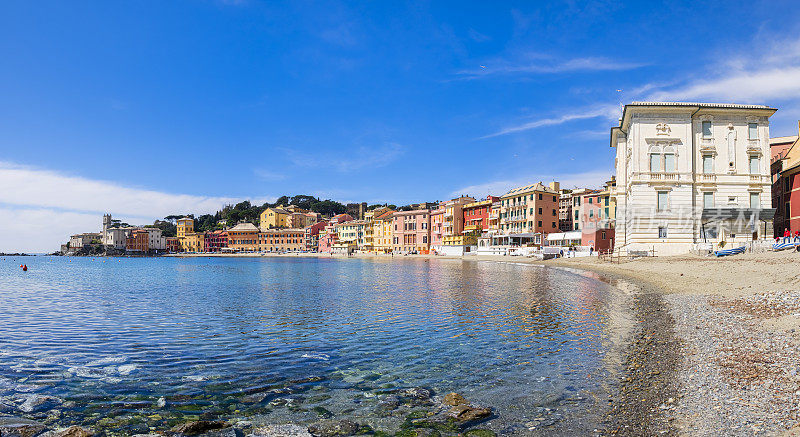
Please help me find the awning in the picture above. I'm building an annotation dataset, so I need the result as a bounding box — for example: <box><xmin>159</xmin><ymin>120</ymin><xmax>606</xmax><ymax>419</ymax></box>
<box><xmin>701</xmin><ymin>208</ymin><xmax>776</xmax><ymax>223</ymax></box>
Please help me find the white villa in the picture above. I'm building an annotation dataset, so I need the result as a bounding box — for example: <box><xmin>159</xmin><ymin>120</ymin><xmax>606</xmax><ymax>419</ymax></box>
<box><xmin>611</xmin><ymin>102</ymin><xmax>776</xmax><ymax>255</ymax></box>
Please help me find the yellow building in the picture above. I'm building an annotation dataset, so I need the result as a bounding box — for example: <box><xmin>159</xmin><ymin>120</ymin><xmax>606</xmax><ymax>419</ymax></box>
<box><xmin>177</xmin><ymin>217</ymin><xmax>194</xmax><ymax>238</ymax></box>
<box><xmin>259</xmin><ymin>228</ymin><xmax>305</xmax><ymax>252</ymax></box>
<box><xmin>227</xmin><ymin>222</ymin><xmax>260</xmax><ymax>252</ymax></box>
<box><xmin>182</xmin><ymin>232</ymin><xmax>205</xmax><ymax>253</ymax></box>
<box><xmin>372</xmin><ymin>210</ymin><xmax>394</xmax><ymax>253</ymax></box>
<box><xmin>259</xmin><ymin>207</ymin><xmax>291</xmax><ymax>229</ymax></box>
<box><xmin>363</xmin><ymin>207</ymin><xmax>391</xmax><ymax>252</ymax></box>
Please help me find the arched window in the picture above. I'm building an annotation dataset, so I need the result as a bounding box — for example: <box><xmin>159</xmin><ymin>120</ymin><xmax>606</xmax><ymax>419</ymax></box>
<box><xmin>649</xmin><ymin>145</ymin><xmax>662</xmax><ymax>172</ymax></box>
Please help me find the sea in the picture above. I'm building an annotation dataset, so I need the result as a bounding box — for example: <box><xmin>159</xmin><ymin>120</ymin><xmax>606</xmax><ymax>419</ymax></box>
<box><xmin>0</xmin><ymin>255</ymin><xmax>634</xmax><ymax>435</ymax></box>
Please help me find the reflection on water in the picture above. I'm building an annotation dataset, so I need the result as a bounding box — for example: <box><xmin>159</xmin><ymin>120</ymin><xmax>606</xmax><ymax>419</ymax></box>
<box><xmin>0</xmin><ymin>256</ymin><xmax>631</xmax><ymax>435</ymax></box>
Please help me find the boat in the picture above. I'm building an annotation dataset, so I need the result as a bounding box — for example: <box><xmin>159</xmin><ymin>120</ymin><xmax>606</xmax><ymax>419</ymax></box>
<box><xmin>772</xmin><ymin>241</ymin><xmax>800</xmax><ymax>251</ymax></box>
<box><xmin>714</xmin><ymin>246</ymin><xmax>746</xmax><ymax>257</ymax></box>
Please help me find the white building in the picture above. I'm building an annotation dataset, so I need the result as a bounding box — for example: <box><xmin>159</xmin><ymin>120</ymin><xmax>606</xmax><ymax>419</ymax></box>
<box><xmin>612</xmin><ymin>102</ymin><xmax>776</xmax><ymax>255</ymax></box>
<box><xmin>144</xmin><ymin>227</ymin><xmax>166</xmax><ymax>251</ymax></box>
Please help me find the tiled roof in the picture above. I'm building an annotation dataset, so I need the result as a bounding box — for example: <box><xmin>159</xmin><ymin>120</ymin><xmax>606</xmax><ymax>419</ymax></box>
<box><xmin>228</xmin><ymin>222</ymin><xmax>259</xmax><ymax>232</ymax></box>
<box><xmin>502</xmin><ymin>182</ymin><xmax>557</xmax><ymax>197</ymax></box>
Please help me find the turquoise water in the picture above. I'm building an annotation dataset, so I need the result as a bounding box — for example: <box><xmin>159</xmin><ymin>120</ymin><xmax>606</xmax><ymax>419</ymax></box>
<box><xmin>0</xmin><ymin>256</ymin><xmax>631</xmax><ymax>435</ymax></box>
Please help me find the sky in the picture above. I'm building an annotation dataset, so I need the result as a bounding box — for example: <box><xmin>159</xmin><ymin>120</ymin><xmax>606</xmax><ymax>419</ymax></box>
<box><xmin>3</xmin><ymin>0</ymin><xmax>800</xmax><ymax>252</ymax></box>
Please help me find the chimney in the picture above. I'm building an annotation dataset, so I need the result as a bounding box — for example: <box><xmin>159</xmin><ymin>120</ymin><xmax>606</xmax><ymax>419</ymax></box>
<box><xmin>549</xmin><ymin>181</ymin><xmax>560</xmax><ymax>192</ymax></box>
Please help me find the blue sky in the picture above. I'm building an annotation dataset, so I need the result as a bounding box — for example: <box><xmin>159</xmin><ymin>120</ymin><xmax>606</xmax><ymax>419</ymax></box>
<box><xmin>3</xmin><ymin>0</ymin><xmax>800</xmax><ymax>251</ymax></box>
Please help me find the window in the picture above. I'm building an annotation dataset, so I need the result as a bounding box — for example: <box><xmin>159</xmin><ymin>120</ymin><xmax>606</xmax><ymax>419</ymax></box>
<box><xmin>787</xmin><ymin>202</ymin><xmax>791</xmax><ymax>220</ymax></box>
<box><xmin>552</xmin><ymin>196</ymin><xmax>557</xmax><ymax>201</ymax></box>
<box><xmin>589</xmin><ymin>210</ymin><xmax>594</xmax><ymax>218</ymax></box>
<box><xmin>728</xmin><ymin>196</ymin><xmax>736</xmax><ymax>204</ymax></box>
<box><xmin>538</xmin><ymin>207</ymin><xmax>542</xmax><ymax>214</ymax></box>
<box><xmin>604</xmin><ymin>207</ymin><xmax>609</xmax><ymax>217</ymax></box>
<box><xmin>657</xmin><ymin>191</ymin><xmax>668</xmax><ymax>211</ymax></box>
<box><xmin>658</xmin><ymin>227</ymin><xmax>668</xmax><ymax>238</ymax></box>
<box><xmin>552</xmin><ymin>222</ymin><xmax>556</xmax><ymax>228</ymax></box>
<box><xmin>702</xmin><ymin>121</ymin><xmax>712</xmax><ymax>138</ymax></box>
<box><xmin>552</xmin><ymin>209</ymin><xmax>556</xmax><ymax>215</ymax></box>
<box><xmin>537</xmin><ymin>220</ymin><xmax>543</xmax><ymax>227</ymax></box>
<box><xmin>650</xmin><ymin>153</ymin><xmax>661</xmax><ymax>172</ymax></box>
<box><xmin>664</xmin><ymin>153</ymin><xmax>676</xmax><ymax>172</ymax></box>
<box><xmin>588</xmin><ymin>197</ymin><xmax>593</xmax><ymax>204</ymax></box>
<box><xmin>604</xmin><ymin>197</ymin><xmax>609</xmax><ymax>207</ymax></box>
<box><xmin>750</xmin><ymin>193</ymin><xmax>760</xmax><ymax>209</ymax></box>
<box><xmin>749</xmin><ymin>156</ymin><xmax>760</xmax><ymax>174</ymax></box>
<box><xmin>786</xmin><ymin>176</ymin><xmax>792</xmax><ymax>192</ymax></box>
<box><xmin>702</xmin><ymin>155</ymin><xmax>713</xmax><ymax>174</ymax></box>
<box><xmin>748</xmin><ymin>123</ymin><xmax>758</xmax><ymax>140</ymax></box>
<box><xmin>601</xmin><ymin>231</ymin><xmax>606</xmax><ymax>240</ymax></box>
<box><xmin>703</xmin><ymin>192</ymin><xmax>713</xmax><ymax>208</ymax></box>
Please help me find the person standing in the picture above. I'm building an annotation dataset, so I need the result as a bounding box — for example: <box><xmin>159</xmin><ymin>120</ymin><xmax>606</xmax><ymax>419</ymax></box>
<box><xmin>784</xmin><ymin>228</ymin><xmax>791</xmax><ymax>244</ymax></box>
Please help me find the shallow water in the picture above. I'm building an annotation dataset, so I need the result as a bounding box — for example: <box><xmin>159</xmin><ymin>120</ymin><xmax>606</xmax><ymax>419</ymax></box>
<box><xmin>0</xmin><ymin>256</ymin><xmax>632</xmax><ymax>435</ymax></box>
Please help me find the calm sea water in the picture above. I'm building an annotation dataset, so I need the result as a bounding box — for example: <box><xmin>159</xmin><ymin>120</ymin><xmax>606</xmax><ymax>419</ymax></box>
<box><xmin>0</xmin><ymin>256</ymin><xmax>632</xmax><ymax>435</ymax></box>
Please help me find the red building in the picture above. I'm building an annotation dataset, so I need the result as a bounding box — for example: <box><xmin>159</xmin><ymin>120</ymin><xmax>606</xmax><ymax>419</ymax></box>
<box><xmin>204</xmin><ymin>230</ymin><xmax>228</xmax><ymax>253</ymax></box>
<box><xmin>304</xmin><ymin>221</ymin><xmax>329</xmax><ymax>251</ymax></box>
<box><xmin>462</xmin><ymin>196</ymin><xmax>499</xmax><ymax>232</ymax></box>
<box><xmin>166</xmin><ymin>237</ymin><xmax>180</xmax><ymax>253</ymax></box>
<box><xmin>771</xmin><ymin>133</ymin><xmax>800</xmax><ymax>237</ymax></box>
<box><xmin>581</xmin><ymin>228</ymin><xmax>616</xmax><ymax>254</ymax></box>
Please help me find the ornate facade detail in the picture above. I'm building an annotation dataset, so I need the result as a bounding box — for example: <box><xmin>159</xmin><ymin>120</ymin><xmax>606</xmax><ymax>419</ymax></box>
<box><xmin>656</xmin><ymin>123</ymin><xmax>671</xmax><ymax>135</ymax></box>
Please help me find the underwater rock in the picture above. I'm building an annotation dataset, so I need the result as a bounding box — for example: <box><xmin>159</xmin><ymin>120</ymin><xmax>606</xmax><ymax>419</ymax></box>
<box><xmin>442</xmin><ymin>393</ymin><xmax>467</xmax><ymax>407</ymax></box>
<box><xmin>400</xmin><ymin>388</ymin><xmax>432</xmax><ymax>400</ymax></box>
<box><xmin>248</xmin><ymin>424</ymin><xmax>312</xmax><ymax>437</ymax></box>
<box><xmin>0</xmin><ymin>415</ymin><xmax>48</xmax><ymax>437</ymax></box>
<box><xmin>307</xmin><ymin>419</ymin><xmax>359</xmax><ymax>437</ymax></box>
<box><xmin>447</xmin><ymin>404</ymin><xmax>492</xmax><ymax>423</ymax></box>
<box><xmin>18</xmin><ymin>394</ymin><xmax>63</xmax><ymax>413</ymax></box>
<box><xmin>40</xmin><ymin>425</ymin><xmax>95</xmax><ymax>437</ymax></box>
<box><xmin>170</xmin><ymin>420</ymin><xmax>229</xmax><ymax>435</ymax></box>
<box><xmin>290</xmin><ymin>376</ymin><xmax>324</xmax><ymax>384</ymax></box>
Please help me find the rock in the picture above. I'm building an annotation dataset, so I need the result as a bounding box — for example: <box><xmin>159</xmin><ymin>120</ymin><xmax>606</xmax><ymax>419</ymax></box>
<box><xmin>0</xmin><ymin>415</ymin><xmax>48</xmax><ymax>437</ymax></box>
<box><xmin>407</xmin><ymin>414</ymin><xmax>459</xmax><ymax>433</ymax></box>
<box><xmin>401</xmin><ymin>388</ymin><xmax>432</xmax><ymax>400</ymax></box>
<box><xmin>463</xmin><ymin>430</ymin><xmax>496</xmax><ymax>437</ymax></box>
<box><xmin>442</xmin><ymin>393</ymin><xmax>467</xmax><ymax>407</ymax></box>
<box><xmin>18</xmin><ymin>394</ymin><xmax>63</xmax><ymax>413</ymax></box>
<box><xmin>40</xmin><ymin>426</ymin><xmax>95</xmax><ymax>437</ymax></box>
<box><xmin>307</xmin><ymin>420</ymin><xmax>359</xmax><ymax>437</ymax></box>
<box><xmin>290</xmin><ymin>376</ymin><xmax>324</xmax><ymax>384</ymax></box>
<box><xmin>199</xmin><ymin>428</ymin><xmax>241</xmax><ymax>437</ymax></box>
<box><xmin>374</xmin><ymin>395</ymin><xmax>400</xmax><ymax>416</ymax></box>
<box><xmin>171</xmin><ymin>420</ymin><xmax>229</xmax><ymax>435</ymax></box>
<box><xmin>248</xmin><ymin>424</ymin><xmax>312</xmax><ymax>437</ymax></box>
<box><xmin>312</xmin><ymin>406</ymin><xmax>334</xmax><ymax>418</ymax></box>
<box><xmin>447</xmin><ymin>404</ymin><xmax>492</xmax><ymax>423</ymax></box>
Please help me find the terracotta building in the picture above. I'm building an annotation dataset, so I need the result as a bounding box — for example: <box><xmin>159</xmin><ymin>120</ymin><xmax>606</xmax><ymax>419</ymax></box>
<box><xmin>227</xmin><ymin>222</ymin><xmax>260</xmax><ymax>252</ymax></box>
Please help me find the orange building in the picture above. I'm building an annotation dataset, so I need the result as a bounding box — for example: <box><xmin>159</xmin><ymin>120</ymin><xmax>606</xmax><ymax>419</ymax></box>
<box><xmin>227</xmin><ymin>222</ymin><xmax>260</xmax><ymax>252</ymax></box>
<box><xmin>259</xmin><ymin>228</ymin><xmax>306</xmax><ymax>252</ymax></box>
<box><xmin>126</xmin><ymin>229</ymin><xmax>149</xmax><ymax>253</ymax></box>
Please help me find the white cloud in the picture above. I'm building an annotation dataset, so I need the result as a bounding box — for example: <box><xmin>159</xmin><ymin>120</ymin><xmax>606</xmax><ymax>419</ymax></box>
<box><xmin>458</xmin><ymin>56</ymin><xmax>646</xmax><ymax>79</ymax></box>
<box><xmin>482</xmin><ymin>104</ymin><xmax>621</xmax><ymax>138</ymax></box>
<box><xmin>253</xmin><ymin>169</ymin><xmax>286</xmax><ymax>181</ymax></box>
<box><xmin>644</xmin><ymin>36</ymin><xmax>800</xmax><ymax>104</ymax></box>
<box><xmin>0</xmin><ymin>162</ymin><xmax>275</xmax><ymax>252</ymax></box>
<box><xmin>648</xmin><ymin>66</ymin><xmax>800</xmax><ymax>103</ymax></box>
<box><xmin>450</xmin><ymin>170</ymin><xmax>612</xmax><ymax>199</ymax></box>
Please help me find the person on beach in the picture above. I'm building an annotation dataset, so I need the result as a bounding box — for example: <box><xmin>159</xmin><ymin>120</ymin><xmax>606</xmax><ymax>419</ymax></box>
<box><xmin>784</xmin><ymin>228</ymin><xmax>791</xmax><ymax>243</ymax></box>
<box><xmin>795</xmin><ymin>231</ymin><xmax>800</xmax><ymax>243</ymax></box>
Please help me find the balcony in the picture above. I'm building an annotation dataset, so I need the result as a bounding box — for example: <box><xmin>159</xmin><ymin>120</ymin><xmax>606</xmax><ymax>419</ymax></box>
<box><xmin>646</xmin><ymin>172</ymin><xmax>680</xmax><ymax>182</ymax></box>
<box><xmin>747</xmin><ymin>139</ymin><xmax>761</xmax><ymax>153</ymax></box>
<box><xmin>699</xmin><ymin>173</ymin><xmax>716</xmax><ymax>183</ymax></box>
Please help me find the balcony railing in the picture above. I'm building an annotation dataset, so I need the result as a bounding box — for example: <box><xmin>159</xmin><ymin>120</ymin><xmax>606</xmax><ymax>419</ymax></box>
<box><xmin>647</xmin><ymin>172</ymin><xmax>679</xmax><ymax>181</ymax></box>
<box><xmin>699</xmin><ymin>173</ymin><xmax>716</xmax><ymax>182</ymax></box>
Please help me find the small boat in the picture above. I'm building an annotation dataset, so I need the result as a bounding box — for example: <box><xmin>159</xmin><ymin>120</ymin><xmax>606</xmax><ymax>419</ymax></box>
<box><xmin>772</xmin><ymin>241</ymin><xmax>799</xmax><ymax>251</ymax></box>
<box><xmin>714</xmin><ymin>246</ymin><xmax>746</xmax><ymax>257</ymax></box>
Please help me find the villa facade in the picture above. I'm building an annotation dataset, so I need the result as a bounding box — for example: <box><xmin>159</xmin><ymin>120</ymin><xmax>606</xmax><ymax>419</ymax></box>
<box><xmin>612</xmin><ymin>102</ymin><xmax>776</xmax><ymax>255</ymax></box>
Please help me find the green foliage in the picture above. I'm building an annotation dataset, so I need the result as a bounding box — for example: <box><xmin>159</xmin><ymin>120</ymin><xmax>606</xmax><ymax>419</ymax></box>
<box><xmin>147</xmin><ymin>220</ymin><xmax>177</xmax><ymax>237</ymax></box>
<box><xmin>165</xmin><ymin>195</ymin><xmax>351</xmax><ymax>231</ymax></box>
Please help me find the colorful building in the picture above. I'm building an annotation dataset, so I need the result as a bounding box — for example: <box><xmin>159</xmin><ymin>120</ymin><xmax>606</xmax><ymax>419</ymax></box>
<box><xmin>499</xmin><ymin>182</ymin><xmax>560</xmax><ymax>236</ymax></box>
<box><xmin>260</xmin><ymin>228</ymin><xmax>305</xmax><ymax>252</ymax></box>
<box><xmin>227</xmin><ymin>222</ymin><xmax>260</xmax><ymax>252</ymax></box>
<box><xmin>125</xmin><ymin>229</ymin><xmax>149</xmax><ymax>253</ymax></box>
<box><xmin>166</xmin><ymin>237</ymin><xmax>180</xmax><ymax>253</ymax></box>
<box><xmin>462</xmin><ymin>196</ymin><xmax>499</xmax><ymax>233</ymax></box>
<box><xmin>429</xmin><ymin>204</ymin><xmax>445</xmax><ymax>251</ymax></box>
<box><xmin>304</xmin><ymin>221</ymin><xmax>329</xmax><ymax>251</ymax></box>
<box><xmin>204</xmin><ymin>230</ymin><xmax>228</xmax><ymax>253</ymax></box>
<box><xmin>317</xmin><ymin>213</ymin><xmax>354</xmax><ymax>253</ymax></box>
<box><xmin>770</xmin><ymin>131</ymin><xmax>800</xmax><ymax>237</ymax></box>
<box><xmin>259</xmin><ymin>207</ymin><xmax>291</xmax><ymax>229</ymax></box>
<box><xmin>392</xmin><ymin>209</ymin><xmax>431</xmax><ymax>253</ymax></box>
<box><xmin>372</xmin><ymin>210</ymin><xmax>395</xmax><ymax>253</ymax></box>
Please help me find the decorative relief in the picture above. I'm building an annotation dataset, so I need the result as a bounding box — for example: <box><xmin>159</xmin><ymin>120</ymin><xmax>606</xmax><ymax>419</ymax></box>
<box><xmin>655</xmin><ymin>123</ymin><xmax>671</xmax><ymax>135</ymax></box>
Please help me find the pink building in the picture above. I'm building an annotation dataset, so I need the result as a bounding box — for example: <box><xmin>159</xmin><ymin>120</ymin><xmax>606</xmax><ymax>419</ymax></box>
<box><xmin>579</xmin><ymin>190</ymin><xmax>614</xmax><ymax>252</ymax></box>
<box><xmin>429</xmin><ymin>204</ymin><xmax>445</xmax><ymax>250</ymax></box>
<box><xmin>318</xmin><ymin>213</ymin><xmax>354</xmax><ymax>253</ymax></box>
<box><xmin>392</xmin><ymin>209</ymin><xmax>431</xmax><ymax>254</ymax></box>
<box><xmin>304</xmin><ymin>221</ymin><xmax>329</xmax><ymax>251</ymax></box>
